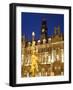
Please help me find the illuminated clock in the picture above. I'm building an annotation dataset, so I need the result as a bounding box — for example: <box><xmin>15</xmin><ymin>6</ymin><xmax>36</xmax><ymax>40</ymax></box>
<box><xmin>42</xmin><ymin>29</ymin><xmax>45</xmax><ymax>32</ymax></box>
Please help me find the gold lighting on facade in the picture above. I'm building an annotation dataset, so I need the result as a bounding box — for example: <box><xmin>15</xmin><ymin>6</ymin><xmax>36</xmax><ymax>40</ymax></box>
<box><xmin>21</xmin><ymin>19</ymin><xmax>64</xmax><ymax>77</ymax></box>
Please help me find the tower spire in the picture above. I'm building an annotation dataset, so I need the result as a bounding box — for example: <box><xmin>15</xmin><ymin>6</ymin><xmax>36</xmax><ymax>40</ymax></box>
<box><xmin>54</xmin><ymin>25</ymin><xmax>60</xmax><ymax>35</ymax></box>
<box><xmin>54</xmin><ymin>27</ymin><xmax>57</xmax><ymax>35</ymax></box>
<box><xmin>58</xmin><ymin>25</ymin><xmax>60</xmax><ymax>35</ymax></box>
<box><xmin>40</xmin><ymin>18</ymin><xmax>48</xmax><ymax>42</ymax></box>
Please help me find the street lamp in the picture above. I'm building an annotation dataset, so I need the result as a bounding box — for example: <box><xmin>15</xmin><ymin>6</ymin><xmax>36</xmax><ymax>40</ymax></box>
<box><xmin>32</xmin><ymin>32</ymin><xmax>35</xmax><ymax>41</ymax></box>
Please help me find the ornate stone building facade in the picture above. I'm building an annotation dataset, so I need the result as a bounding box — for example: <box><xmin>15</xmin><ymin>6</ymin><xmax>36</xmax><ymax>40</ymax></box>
<box><xmin>21</xmin><ymin>19</ymin><xmax>64</xmax><ymax>77</ymax></box>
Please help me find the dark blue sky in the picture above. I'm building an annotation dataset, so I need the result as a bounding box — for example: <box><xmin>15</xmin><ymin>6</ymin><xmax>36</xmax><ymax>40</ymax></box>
<box><xmin>22</xmin><ymin>12</ymin><xmax>64</xmax><ymax>41</ymax></box>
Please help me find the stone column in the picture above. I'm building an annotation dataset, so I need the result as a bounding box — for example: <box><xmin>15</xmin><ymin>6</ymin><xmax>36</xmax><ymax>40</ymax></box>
<box><xmin>61</xmin><ymin>49</ymin><xmax>64</xmax><ymax>62</ymax></box>
<box><xmin>51</xmin><ymin>49</ymin><xmax>54</xmax><ymax>63</ymax></box>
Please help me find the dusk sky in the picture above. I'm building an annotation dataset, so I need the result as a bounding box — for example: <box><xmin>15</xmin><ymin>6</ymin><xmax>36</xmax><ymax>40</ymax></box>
<box><xmin>22</xmin><ymin>12</ymin><xmax>64</xmax><ymax>41</ymax></box>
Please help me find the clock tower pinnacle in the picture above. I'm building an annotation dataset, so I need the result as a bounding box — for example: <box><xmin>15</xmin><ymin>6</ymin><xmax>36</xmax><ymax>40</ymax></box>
<box><xmin>40</xmin><ymin>19</ymin><xmax>48</xmax><ymax>43</ymax></box>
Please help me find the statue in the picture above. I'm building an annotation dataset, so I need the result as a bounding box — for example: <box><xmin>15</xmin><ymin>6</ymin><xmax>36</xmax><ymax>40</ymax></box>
<box><xmin>30</xmin><ymin>41</ymin><xmax>38</xmax><ymax>77</ymax></box>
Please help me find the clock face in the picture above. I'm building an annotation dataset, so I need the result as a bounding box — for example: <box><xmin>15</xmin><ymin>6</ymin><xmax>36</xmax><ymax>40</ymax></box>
<box><xmin>42</xmin><ymin>29</ymin><xmax>45</xmax><ymax>32</ymax></box>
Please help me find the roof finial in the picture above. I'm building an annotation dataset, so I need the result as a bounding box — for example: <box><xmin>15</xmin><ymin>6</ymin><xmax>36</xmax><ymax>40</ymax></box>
<box><xmin>54</xmin><ymin>27</ymin><xmax>57</xmax><ymax>35</ymax></box>
<box><xmin>58</xmin><ymin>25</ymin><xmax>60</xmax><ymax>35</ymax></box>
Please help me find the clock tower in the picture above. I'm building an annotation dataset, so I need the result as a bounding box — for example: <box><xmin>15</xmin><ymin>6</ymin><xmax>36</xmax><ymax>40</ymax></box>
<box><xmin>40</xmin><ymin>19</ymin><xmax>48</xmax><ymax>43</ymax></box>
